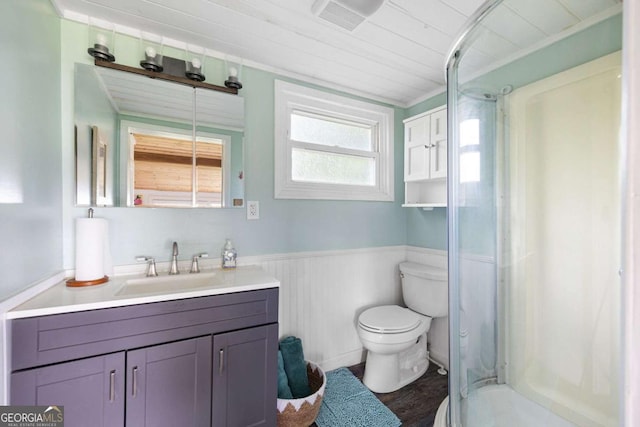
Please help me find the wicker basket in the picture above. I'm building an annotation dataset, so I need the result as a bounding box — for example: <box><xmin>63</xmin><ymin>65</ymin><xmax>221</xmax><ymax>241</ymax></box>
<box><xmin>276</xmin><ymin>361</ymin><xmax>326</xmax><ymax>427</ymax></box>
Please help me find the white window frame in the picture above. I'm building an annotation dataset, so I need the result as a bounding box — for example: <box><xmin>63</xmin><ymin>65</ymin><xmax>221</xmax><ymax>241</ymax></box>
<box><xmin>274</xmin><ymin>80</ymin><xmax>394</xmax><ymax>201</ymax></box>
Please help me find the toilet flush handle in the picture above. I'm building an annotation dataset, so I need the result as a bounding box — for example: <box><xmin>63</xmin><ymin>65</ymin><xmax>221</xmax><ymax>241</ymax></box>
<box><xmin>400</xmin><ymin>272</ymin><xmax>405</xmax><ymax>279</ymax></box>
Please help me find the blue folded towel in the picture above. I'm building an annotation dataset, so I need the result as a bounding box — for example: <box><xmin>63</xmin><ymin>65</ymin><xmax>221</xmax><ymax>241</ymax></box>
<box><xmin>279</xmin><ymin>336</ymin><xmax>311</xmax><ymax>398</ymax></box>
<box><xmin>277</xmin><ymin>350</ymin><xmax>293</xmax><ymax>399</ymax></box>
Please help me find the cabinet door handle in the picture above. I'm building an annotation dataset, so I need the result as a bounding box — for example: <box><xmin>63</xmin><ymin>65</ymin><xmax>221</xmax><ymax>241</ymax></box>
<box><xmin>132</xmin><ymin>366</ymin><xmax>138</xmax><ymax>397</ymax></box>
<box><xmin>219</xmin><ymin>349</ymin><xmax>224</xmax><ymax>374</ymax></box>
<box><xmin>109</xmin><ymin>370</ymin><xmax>116</xmax><ymax>402</ymax></box>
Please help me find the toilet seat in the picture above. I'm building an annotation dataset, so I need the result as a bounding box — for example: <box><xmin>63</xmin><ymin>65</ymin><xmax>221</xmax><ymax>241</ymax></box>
<box><xmin>358</xmin><ymin>305</ymin><xmax>422</xmax><ymax>334</ymax></box>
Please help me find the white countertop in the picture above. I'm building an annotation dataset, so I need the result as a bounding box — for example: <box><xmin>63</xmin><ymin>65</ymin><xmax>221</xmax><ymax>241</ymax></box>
<box><xmin>7</xmin><ymin>265</ymin><xmax>279</xmax><ymax>319</ymax></box>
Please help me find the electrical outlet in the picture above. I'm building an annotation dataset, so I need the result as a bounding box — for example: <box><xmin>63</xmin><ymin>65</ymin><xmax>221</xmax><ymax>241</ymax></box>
<box><xmin>247</xmin><ymin>201</ymin><xmax>260</xmax><ymax>220</ymax></box>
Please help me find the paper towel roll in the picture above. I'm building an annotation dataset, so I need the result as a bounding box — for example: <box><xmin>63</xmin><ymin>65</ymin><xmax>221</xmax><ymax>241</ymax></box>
<box><xmin>75</xmin><ymin>217</ymin><xmax>109</xmax><ymax>281</ymax></box>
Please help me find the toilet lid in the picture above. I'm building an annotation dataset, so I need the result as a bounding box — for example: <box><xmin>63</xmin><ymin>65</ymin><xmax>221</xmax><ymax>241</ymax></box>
<box><xmin>358</xmin><ymin>305</ymin><xmax>422</xmax><ymax>334</ymax></box>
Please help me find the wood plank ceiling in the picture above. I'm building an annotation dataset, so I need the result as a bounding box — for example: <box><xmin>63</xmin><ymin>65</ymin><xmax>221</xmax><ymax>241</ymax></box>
<box><xmin>53</xmin><ymin>0</ymin><xmax>621</xmax><ymax>107</ymax></box>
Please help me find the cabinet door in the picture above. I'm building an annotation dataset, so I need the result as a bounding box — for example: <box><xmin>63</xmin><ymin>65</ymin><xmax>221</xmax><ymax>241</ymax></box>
<box><xmin>429</xmin><ymin>108</ymin><xmax>447</xmax><ymax>179</ymax></box>
<box><xmin>404</xmin><ymin>115</ymin><xmax>431</xmax><ymax>181</ymax></box>
<box><xmin>11</xmin><ymin>353</ymin><xmax>125</xmax><ymax>427</ymax></box>
<box><xmin>126</xmin><ymin>336</ymin><xmax>212</xmax><ymax>427</ymax></box>
<box><xmin>212</xmin><ymin>323</ymin><xmax>278</xmax><ymax>427</ymax></box>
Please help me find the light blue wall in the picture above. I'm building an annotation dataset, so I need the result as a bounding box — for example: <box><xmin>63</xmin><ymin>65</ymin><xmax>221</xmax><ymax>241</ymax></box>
<box><xmin>0</xmin><ymin>0</ymin><xmax>62</xmax><ymax>300</ymax></box>
<box><xmin>61</xmin><ymin>21</ymin><xmax>407</xmax><ymax>267</ymax></box>
<box><xmin>3</xmin><ymin>9</ymin><xmax>622</xmax><ymax>283</ymax></box>
<box><xmin>467</xmin><ymin>13</ymin><xmax>622</xmax><ymax>94</ymax></box>
<box><xmin>405</xmin><ymin>13</ymin><xmax>623</xmax><ymax>253</ymax></box>
<box><xmin>406</xmin><ymin>92</ymin><xmax>446</xmax><ymax>119</ymax></box>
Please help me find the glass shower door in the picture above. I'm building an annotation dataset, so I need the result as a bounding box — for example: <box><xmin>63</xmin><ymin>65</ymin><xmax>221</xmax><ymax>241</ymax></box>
<box><xmin>445</xmin><ymin>1</ymin><xmax>623</xmax><ymax>426</ymax></box>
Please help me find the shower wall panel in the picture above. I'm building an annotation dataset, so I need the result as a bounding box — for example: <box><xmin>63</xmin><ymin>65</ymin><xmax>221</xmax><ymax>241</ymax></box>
<box><xmin>506</xmin><ymin>52</ymin><xmax>621</xmax><ymax>427</ymax></box>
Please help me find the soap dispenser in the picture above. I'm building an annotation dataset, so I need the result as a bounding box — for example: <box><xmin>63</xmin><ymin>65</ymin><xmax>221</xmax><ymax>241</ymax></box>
<box><xmin>221</xmin><ymin>238</ymin><xmax>237</xmax><ymax>269</ymax></box>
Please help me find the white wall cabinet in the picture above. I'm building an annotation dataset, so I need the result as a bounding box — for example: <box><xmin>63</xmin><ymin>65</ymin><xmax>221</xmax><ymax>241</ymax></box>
<box><xmin>403</xmin><ymin>106</ymin><xmax>447</xmax><ymax>208</ymax></box>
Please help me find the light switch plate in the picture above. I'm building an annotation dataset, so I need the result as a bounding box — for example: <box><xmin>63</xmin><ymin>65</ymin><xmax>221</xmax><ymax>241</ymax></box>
<box><xmin>247</xmin><ymin>201</ymin><xmax>259</xmax><ymax>220</ymax></box>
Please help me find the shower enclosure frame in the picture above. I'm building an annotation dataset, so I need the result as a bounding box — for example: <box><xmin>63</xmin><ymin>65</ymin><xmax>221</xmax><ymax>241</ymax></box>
<box><xmin>445</xmin><ymin>4</ymin><xmax>505</xmax><ymax>426</ymax></box>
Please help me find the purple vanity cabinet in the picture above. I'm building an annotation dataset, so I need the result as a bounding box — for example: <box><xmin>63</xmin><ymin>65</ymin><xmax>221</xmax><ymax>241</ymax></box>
<box><xmin>126</xmin><ymin>336</ymin><xmax>212</xmax><ymax>427</ymax></box>
<box><xmin>11</xmin><ymin>352</ymin><xmax>125</xmax><ymax>426</ymax></box>
<box><xmin>10</xmin><ymin>288</ymin><xmax>279</xmax><ymax>427</ymax></box>
<box><xmin>212</xmin><ymin>323</ymin><xmax>278</xmax><ymax>426</ymax></box>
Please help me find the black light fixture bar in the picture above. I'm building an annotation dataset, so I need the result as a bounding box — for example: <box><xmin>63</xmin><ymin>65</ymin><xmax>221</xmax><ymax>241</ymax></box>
<box><xmin>94</xmin><ymin>59</ymin><xmax>238</xmax><ymax>95</ymax></box>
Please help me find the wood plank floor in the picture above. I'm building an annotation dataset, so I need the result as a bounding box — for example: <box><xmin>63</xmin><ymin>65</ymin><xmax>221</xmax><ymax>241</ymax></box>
<box><xmin>348</xmin><ymin>362</ymin><xmax>449</xmax><ymax>427</ymax></box>
<box><xmin>310</xmin><ymin>361</ymin><xmax>449</xmax><ymax>426</ymax></box>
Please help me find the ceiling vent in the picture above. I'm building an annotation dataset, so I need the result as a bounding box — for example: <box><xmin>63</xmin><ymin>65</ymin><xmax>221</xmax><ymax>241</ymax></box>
<box><xmin>311</xmin><ymin>0</ymin><xmax>385</xmax><ymax>31</ymax></box>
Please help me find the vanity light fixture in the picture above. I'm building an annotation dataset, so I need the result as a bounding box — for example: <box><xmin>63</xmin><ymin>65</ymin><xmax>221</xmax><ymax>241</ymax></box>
<box><xmin>186</xmin><ymin>57</ymin><xmax>205</xmax><ymax>81</ymax></box>
<box><xmin>185</xmin><ymin>45</ymin><xmax>206</xmax><ymax>82</ymax></box>
<box><xmin>94</xmin><ymin>58</ymin><xmax>238</xmax><ymax>95</ymax></box>
<box><xmin>224</xmin><ymin>60</ymin><xmax>243</xmax><ymax>90</ymax></box>
<box><xmin>90</xmin><ymin>27</ymin><xmax>239</xmax><ymax>95</ymax></box>
<box><xmin>87</xmin><ymin>20</ymin><xmax>115</xmax><ymax>62</ymax></box>
<box><xmin>139</xmin><ymin>33</ymin><xmax>164</xmax><ymax>72</ymax></box>
<box><xmin>140</xmin><ymin>46</ymin><xmax>163</xmax><ymax>71</ymax></box>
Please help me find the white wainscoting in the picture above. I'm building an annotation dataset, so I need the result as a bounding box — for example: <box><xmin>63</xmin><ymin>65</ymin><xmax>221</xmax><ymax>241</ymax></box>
<box><xmin>242</xmin><ymin>245</ymin><xmax>449</xmax><ymax>371</ymax></box>
<box><xmin>244</xmin><ymin>246</ymin><xmax>406</xmax><ymax>371</ymax></box>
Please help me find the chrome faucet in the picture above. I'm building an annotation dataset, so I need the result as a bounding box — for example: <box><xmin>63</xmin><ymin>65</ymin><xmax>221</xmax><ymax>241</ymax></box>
<box><xmin>190</xmin><ymin>253</ymin><xmax>209</xmax><ymax>273</ymax></box>
<box><xmin>169</xmin><ymin>241</ymin><xmax>180</xmax><ymax>275</ymax></box>
<box><xmin>136</xmin><ymin>256</ymin><xmax>158</xmax><ymax>277</ymax></box>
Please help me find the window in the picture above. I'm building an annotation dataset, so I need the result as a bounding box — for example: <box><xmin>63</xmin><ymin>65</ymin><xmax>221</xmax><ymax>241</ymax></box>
<box><xmin>274</xmin><ymin>80</ymin><xmax>394</xmax><ymax>201</ymax></box>
<box><xmin>459</xmin><ymin>118</ymin><xmax>480</xmax><ymax>183</ymax></box>
<box><xmin>120</xmin><ymin>121</ymin><xmax>231</xmax><ymax>208</ymax></box>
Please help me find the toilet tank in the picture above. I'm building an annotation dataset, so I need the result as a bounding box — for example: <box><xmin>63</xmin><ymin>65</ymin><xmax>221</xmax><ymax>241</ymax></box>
<box><xmin>399</xmin><ymin>262</ymin><xmax>448</xmax><ymax>317</ymax></box>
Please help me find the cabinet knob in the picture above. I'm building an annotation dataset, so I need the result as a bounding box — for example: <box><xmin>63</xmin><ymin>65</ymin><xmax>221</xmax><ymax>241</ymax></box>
<box><xmin>219</xmin><ymin>349</ymin><xmax>225</xmax><ymax>374</ymax></box>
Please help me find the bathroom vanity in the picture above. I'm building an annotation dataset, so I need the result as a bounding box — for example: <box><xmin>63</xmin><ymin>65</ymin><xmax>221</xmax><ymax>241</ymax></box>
<box><xmin>7</xmin><ymin>266</ymin><xmax>279</xmax><ymax>427</ymax></box>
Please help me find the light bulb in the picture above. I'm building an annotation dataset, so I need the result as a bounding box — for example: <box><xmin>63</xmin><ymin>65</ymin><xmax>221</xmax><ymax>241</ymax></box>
<box><xmin>88</xmin><ymin>28</ymin><xmax>115</xmax><ymax>61</ymax></box>
<box><xmin>96</xmin><ymin>33</ymin><xmax>108</xmax><ymax>47</ymax></box>
<box><xmin>228</xmin><ymin>66</ymin><xmax>238</xmax><ymax>77</ymax></box>
<box><xmin>191</xmin><ymin>58</ymin><xmax>201</xmax><ymax>69</ymax></box>
<box><xmin>145</xmin><ymin>46</ymin><xmax>156</xmax><ymax>58</ymax></box>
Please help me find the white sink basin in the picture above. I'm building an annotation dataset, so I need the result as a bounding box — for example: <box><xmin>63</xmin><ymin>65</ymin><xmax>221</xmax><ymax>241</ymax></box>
<box><xmin>116</xmin><ymin>272</ymin><xmax>219</xmax><ymax>297</ymax></box>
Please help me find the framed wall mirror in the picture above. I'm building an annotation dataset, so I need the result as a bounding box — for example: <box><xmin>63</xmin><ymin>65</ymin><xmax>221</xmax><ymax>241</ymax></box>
<box><xmin>74</xmin><ymin>63</ymin><xmax>245</xmax><ymax>208</ymax></box>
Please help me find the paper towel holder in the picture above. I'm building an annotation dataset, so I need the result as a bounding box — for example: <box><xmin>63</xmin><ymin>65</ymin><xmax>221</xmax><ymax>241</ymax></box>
<box><xmin>66</xmin><ymin>276</ymin><xmax>109</xmax><ymax>287</ymax></box>
<box><xmin>66</xmin><ymin>208</ymin><xmax>110</xmax><ymax>287</ymax></box>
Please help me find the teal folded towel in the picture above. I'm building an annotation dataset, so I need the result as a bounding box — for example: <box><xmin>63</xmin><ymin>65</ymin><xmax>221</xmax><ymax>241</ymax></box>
<box><xmin>279</xmin><ymin>336</ymin><xmax>311</xmax><ymax>398</ymax></box>
<box><xmin>277</xmin><ymin>350</ymin><xmax>293</xmax><ymax>399</ymax></box>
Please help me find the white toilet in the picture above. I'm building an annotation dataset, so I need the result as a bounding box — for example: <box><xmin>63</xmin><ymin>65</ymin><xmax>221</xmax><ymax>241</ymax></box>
<box><xmin>357</xmin><ymin>261</ymin><xmax>447</xmax><ymax>393</ymax></box>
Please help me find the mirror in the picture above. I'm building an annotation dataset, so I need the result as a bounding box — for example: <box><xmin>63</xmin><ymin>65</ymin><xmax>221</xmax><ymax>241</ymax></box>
<box><xmin>74</xmin><ymin>63</ymin><xmax>245</xmax><ymax>208</ymax></box>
